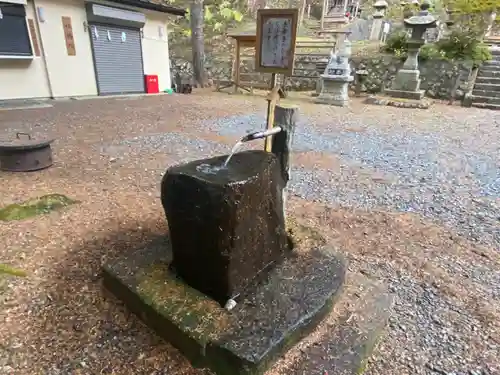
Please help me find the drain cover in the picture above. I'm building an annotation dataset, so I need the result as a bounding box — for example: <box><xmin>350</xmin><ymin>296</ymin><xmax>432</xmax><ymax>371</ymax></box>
<box><xmin>0</xmin><ymin>132</ymin><xmax>55</xmax><ymax>172</ymax></box>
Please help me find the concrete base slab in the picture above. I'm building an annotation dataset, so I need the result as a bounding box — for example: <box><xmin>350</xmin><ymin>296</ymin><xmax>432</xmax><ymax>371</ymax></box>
<box><xmin>102</xmin><ymin>226</ymin><xmax>346</xmax><ymax>375</ymax></box>
<box><xmin>384</xmin><ymin>89</ymin><xmax>425</xmax><ymax>100</ymax></box>
<box><xmin>315</xmin><ymin>96</ymin><xmax>349</xmax><ymax>107</ymax></box>
<box><xmin>283</xmin><ymin>273</ymin><xmax>394</xmax><ymax>375</ymax></box>
<box><xmin>471</xmin><ymin>102</ymin><xmax>500</xmax><ymax>110</ymax></box>
<box><xmin>364</xmin><ymin>94</ymin><xmax>432</xmax><ymax>109</ymax></box>
<box><xmin>0</xmin><ymin>100</ymin><xmax>53</xmax><ymax>111</ymax></box>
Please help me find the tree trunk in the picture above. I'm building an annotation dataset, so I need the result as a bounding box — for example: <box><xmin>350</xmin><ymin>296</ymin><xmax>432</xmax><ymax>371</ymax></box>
<box><xmin>190</xmin><ymin>0</ymin><xmax>207</xmax><ymax>87</ymax></box>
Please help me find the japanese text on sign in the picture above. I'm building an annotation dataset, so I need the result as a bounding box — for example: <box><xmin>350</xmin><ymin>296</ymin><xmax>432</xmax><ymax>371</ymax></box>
<box><xmin>327</xmin><ymin>69</ymin><xmax>345</xmax><ymax>76</ymax></box>
<box><xmin>260</xmin><ymin>17</ymin><xmax>292</xmax><ymax>69</ymax></box>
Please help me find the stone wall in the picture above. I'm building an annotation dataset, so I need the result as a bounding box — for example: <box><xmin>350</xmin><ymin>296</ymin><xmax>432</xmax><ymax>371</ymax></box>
<box><xmin>352</xmin><ymin>55</ymin><xmax>472</xmax><ymax>99</ymax></box>
<box><xmin>170</xmin><ymin>54</ymin><xmax>329</xmax><ymax>91</ymax></box>
<box><xmin>170</xmin><ymin>53</ymin><xmax>472</xmax><ymax>100</ymax></box>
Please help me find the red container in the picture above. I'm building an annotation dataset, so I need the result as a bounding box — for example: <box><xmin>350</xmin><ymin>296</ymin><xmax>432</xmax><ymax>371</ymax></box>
<box><xmin>144</xmin><ymin>74</ymin><xmax>159</xmax><ymax>94</ymax></box>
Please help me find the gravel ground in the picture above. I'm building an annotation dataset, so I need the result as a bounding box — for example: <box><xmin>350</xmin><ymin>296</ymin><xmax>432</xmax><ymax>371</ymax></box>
<box><xmin>0</xmin><ymin>92</ymin><xmax>499</xmax><ymax>375</ymax></box>
<box><xmin>199</xmin><ymin>112</ymin><xmax>500</xmax><ymax>249</ymax></box>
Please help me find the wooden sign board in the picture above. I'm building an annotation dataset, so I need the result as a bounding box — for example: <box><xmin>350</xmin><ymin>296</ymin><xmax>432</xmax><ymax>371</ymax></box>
<box><xmin>27</xmin><ymin>19</ymin><xmax>41</xmax><ymax>57</ymax></box>
<box><xmin>255</xmin><ymin>8</ymin><xmax>298</xmax><ymax>75</ymax></box>
<box><xmin>61</xmin><ymin>16</ymin><xmax>76</xmax><ymax>56</ymax></box>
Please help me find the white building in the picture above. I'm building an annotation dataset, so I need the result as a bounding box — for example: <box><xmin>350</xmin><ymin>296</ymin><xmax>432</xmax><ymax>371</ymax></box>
<box><xmin>0</xmin><ymin>0</ymin><xmax>185</xmax><ymax>100</ymax></box>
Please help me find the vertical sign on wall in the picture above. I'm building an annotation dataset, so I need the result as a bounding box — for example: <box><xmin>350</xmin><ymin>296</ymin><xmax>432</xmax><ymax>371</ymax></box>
<box><xmin>27</xmin><ymin>19</ymin><xmax>41</xmax><ymax>57</ymax></box>
<box><xmin>61</xmin><ymin>16</ymin><xmax>76</xmax><ymax>56</ymax></box>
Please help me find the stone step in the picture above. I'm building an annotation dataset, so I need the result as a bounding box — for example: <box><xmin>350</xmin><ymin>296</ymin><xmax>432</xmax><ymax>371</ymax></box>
<box><xmin>471</xmin><ymin>102</ymin><xmax>500</xmax><ymax>110</ymax></box>
<box><xmin>475</xmin><ymin>76</ymin><xmax>500</xmax><ymax>84</ymax></box>
<box><xmin>483</xmin><ymin>61</ymin><xmax>500</xmax><ymax>67</ymax></box>
<box><xmin>471</xmin><ymin>94</ymin><xmax>500</xmax><ymax>105</ymax></box>
<box><xmin>479</xmin><ymin>65</ymin><xmax>500</xmax><ymax>73</ymax></box>
<box><xmin>274</xmin><ymin>272</ymin><xmax>393</xmax><ymax>375</ymax></box>
<box><xmin>471</xmin><ymin>89</ymin><xmax>500</xmax><ymax>98</ymax></box>
<box><xmin>477</xmin><ymin>69</ymin><xmax>500</xmax><ymax>79</ymax></box>
<box><xmin>473</xmin><ymin>83</ymin><xmax>500</xmax><ymax>92</ymax></box>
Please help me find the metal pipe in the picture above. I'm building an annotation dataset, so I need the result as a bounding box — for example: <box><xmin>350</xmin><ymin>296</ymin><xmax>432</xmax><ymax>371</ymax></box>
<box><xmin>241</xmin><ymin>126</ymin><xmax>282</xmax><ymax>142</ymax></box>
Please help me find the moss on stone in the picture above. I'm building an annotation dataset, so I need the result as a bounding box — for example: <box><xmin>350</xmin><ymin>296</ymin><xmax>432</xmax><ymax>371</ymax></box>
<box><xmin>136</xmin><ymin>262</ymin><xmax>232</xmax><ymax>344</ymax></box>
<box><xmin>0</xmin><ymin>264</ymin><xmax>27</xmax><ymax>277</ymax></box>
<box><xmin>286</xmin><ymin>217</ymin><xmax>327</xmax><ymax>250</ymax></box>
<box><xmin>0</xmin><ymin>194</ymin><xmax>78</xmax><ymax>221</ymax></box>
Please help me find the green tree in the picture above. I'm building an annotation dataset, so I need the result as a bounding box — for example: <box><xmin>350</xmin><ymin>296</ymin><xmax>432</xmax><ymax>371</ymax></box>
<box><xmin>445</xmin><ymin>0</ymin><xmax>497</xmax><ymax>36</ymax></box>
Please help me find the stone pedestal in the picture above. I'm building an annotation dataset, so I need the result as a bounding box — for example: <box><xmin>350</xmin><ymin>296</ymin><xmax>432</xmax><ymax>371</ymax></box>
<box><xmin>161</xmin><ymin>150</ymin><xmax>289</xmax><ymax>306</ymax></box>
<box><xmin>385</xmin><ymin>40</ymin><xmax>425</xmax><ymax>99</ymax></box>
<box><xmin>316</xmin><ymin>76</ymin><xmax>353</xmax><ymax>106</ymax></box>
<box><xmin>315</xmin><ymin>38</ymin><xmax>353</xmax><ymax>107</ymax></box>
<box><xmin>102</xmin><ymin>221</ymin><xmax>348</xmax><ymax>375</ymax></box>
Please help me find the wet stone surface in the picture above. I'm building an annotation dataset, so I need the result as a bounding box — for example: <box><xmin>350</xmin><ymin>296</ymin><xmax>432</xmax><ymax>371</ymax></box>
<box><xmin>161</xmin><ymin>150</ymin><xmax>289</xmax><ymax>306</ymax></box>
<box><xmin>102</xmin><ymin>232</ymin><xmax>346</xmax><ymax>375</ymax></box>
<box><xmin>288</xmin><ymin>276</ymin><xmax>393</xmax><ymax>375</ymax></box>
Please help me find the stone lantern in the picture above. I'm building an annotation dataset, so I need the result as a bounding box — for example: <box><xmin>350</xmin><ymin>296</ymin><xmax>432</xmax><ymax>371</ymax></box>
<box><xmin>384</xmin><ymin>0</ymin><xmax>437</xmax><ymax>100</ymax></box>
<box><xmin>315</xmin><ymin>37</ymin><xmax>354</xmax><ymax>107</ymax></box>
<box><xmin>373</xmin><ymin>0</ymin><xmax>388</xmax><ymax>18</ymax></box>
<box><xmin>355</xmin><ymin>63</ymin><xmax>368</xmax><ymax>97</ymax></box>
<box><xmin>445</xmin><ymin>8</ymin><xmax>454</xmax><ymax>27</ymax></box>
<box><xmin>370</xmin><ymin>0</ymin><xmax>388</xmax><ymax>40</ymax></box>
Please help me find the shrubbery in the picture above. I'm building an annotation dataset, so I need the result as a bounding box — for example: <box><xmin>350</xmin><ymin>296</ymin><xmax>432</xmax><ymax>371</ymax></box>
<box><xmin>436</xmin><ymin>30</ymin><xmax>492</xmax><ymax>65</ymax></box>
<box><xmin>383</xmin><ymin>28</ymin><xmax>492</xmax><ymax>66</ymax></box>
<box><xmin>384</xmin><ymin>30</ymin><xmax>409</xmax><ymax>57</ymax></box>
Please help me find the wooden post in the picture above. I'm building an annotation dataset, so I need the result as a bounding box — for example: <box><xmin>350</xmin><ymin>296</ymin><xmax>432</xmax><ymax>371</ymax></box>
<box><xmin>264</xmin><ymin>73</ymin><xmax>279</xmax><ymax>152</ymax></box>
<box><xmin>230</xmin><ymin>40</ymin><xmax>237</xmax><ymax>85</ymax></box>
<box><xmin>234</xmin><ymin>40</ymin><xmax>241</xmax><ymax>94</ymax></box>
<box><xmin>271</xmin><ymin>103</ymin><xmax>298</xmax><ymax>218</ymax></box>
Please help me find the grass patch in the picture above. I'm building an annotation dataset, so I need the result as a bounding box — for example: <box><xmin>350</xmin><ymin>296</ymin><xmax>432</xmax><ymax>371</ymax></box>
<box><xmin>0</xmin><ymin>193</ymin><xmax>78</xmax><ymax>222</ymax></box>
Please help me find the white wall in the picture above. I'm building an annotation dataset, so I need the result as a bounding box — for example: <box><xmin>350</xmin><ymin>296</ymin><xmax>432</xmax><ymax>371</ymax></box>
<box><xmin>0</xmin><ymin>0</ymin><xmax>51</xmax><ymax>100</ymax></box>
<box><xmin>0</xmin><ymin>0</ymin><xmax>173</xmax><ymax>100</ymax></box>
<box><xmin>141</xmin><ymin>10</ymin><xmax>171</xmax><ymax>92</ymax></box>
<box><xmin>35</xmin><ymin>0</ymin><xmax>98</xmax><ymax>97</ymax></box>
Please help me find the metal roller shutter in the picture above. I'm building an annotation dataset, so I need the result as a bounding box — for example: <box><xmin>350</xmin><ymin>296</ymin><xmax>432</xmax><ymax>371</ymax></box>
<box><xmin>89</xmin><ymin>23</ymin><xmax>145</xmax><ymax>95</ymax></box>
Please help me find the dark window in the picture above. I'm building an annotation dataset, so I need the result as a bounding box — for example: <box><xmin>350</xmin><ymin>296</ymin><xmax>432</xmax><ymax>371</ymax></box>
<box><xmin>0</xmin><ymin>3</ymin><xmax>32</xmax><ymax>56</ymax></box>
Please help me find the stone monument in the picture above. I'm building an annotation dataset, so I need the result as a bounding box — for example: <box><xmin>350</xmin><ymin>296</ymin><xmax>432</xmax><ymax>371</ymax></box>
<box><xmin>355</xmin><ymin>63</ymin><xmax>368</xmax><ymax>96</ymax></box>
<box><xmin>315</xmin><ymin>37</ymin><xmax>354</xmax><ymax>107</ymax></box>
<box><xmin>162</xmin><ymin>151</ymin><xmax>289</xmax><ymax>306</ymax></box>
<box><xmin>384</xmin><ymin>0</ymin><xmax>437</xmax><ymax>101</ymax></box>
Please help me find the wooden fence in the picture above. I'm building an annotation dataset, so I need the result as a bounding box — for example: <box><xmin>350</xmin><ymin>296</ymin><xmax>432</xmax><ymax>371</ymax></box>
<box><xmin>216</xmin><ymin>34</ymin><xmax>343</xmax><ymax>94</ymax></box>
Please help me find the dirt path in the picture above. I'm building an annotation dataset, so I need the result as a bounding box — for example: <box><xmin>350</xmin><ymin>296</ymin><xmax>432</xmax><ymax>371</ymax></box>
<box><xmin>0</xmin><ymin>92</ymin><xmax>499</xmax><ymax>374</ymax></box>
